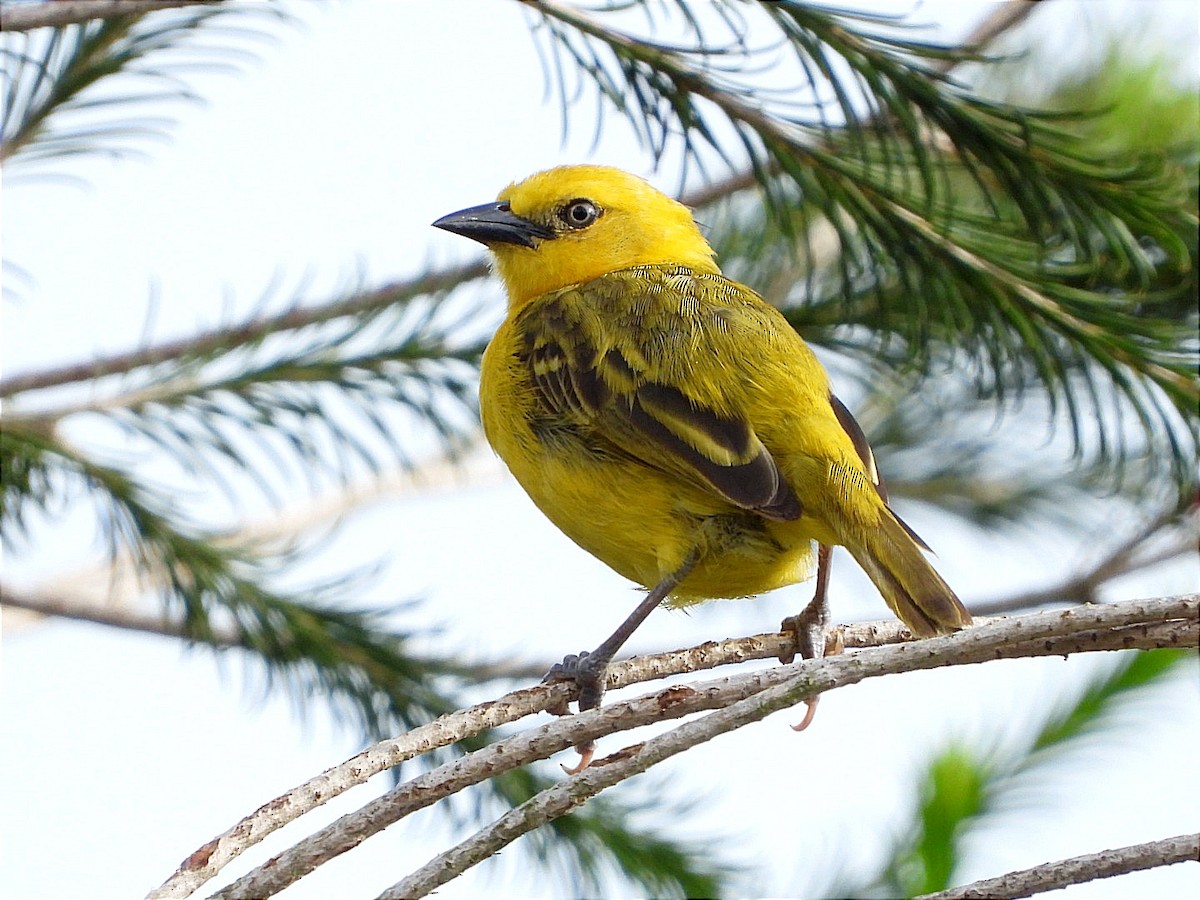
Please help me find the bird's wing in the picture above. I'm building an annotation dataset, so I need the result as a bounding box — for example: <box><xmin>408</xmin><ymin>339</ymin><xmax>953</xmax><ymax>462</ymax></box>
<box><xmin>828</xmin><ymin>393</ymin><xmax>885</xmax><ymax>498</ymax></box>
<box><xmin>516</xmin><ymin>267</ymin><xmax>802</xmax><ymax>521</ymax></box>
<box><xmin>828</xmin><ymin>392</ymin><xmax>932</xmax><ymax>551</ymax></box>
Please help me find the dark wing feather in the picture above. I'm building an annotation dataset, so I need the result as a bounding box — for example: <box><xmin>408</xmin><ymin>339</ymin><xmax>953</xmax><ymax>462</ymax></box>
<box><xmin>630</xmin><ymin>380</ymin><xmax>800</xmax><ymax>518</ymax></box>
<box><xmin>518</xmin><ymin>272</ymin><xmax>801</xmax><ymax>521</ymax></box>
<box><xmin>830</xmin><ymin>392</ymin><xmax>932</xmax><ymax>552</ymax></box>
<box><xmin>829</xmin><ymin>393</ymin><xmax>885</xmax><ymax>498</ymax></box>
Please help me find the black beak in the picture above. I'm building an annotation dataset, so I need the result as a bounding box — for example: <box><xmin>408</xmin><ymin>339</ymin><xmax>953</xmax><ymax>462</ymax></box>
<box><xmin>432</xmin><ymin>201</ymin><xmax>555</xmax><ymax>249</ymax></box>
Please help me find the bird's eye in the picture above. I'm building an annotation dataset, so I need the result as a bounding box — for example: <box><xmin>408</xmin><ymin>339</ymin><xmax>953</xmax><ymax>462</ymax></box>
<box><xmin>559</xmin><ymin>199</ymin><xmax>600</xmax><ymax>229</ymax></box>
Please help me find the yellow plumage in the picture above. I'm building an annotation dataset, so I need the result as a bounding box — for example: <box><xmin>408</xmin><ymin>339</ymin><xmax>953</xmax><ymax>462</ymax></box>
<box><xmin>434</xmin><ymin>164</ymin><xmax>970</xmax><ymax>712</ymax></box>
<box><xmin>483</xmin><ymin>263</ymin><xmax>829</xmax><ymax>601</ymax></box>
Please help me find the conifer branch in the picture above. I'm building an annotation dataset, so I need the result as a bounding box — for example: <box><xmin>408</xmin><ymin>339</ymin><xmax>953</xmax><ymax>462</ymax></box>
<box><xmin>0</xmin><ymin>260</ymin><xmax>491</xmax><ymax>398</ymax></box>
<box><xmin>654</xmin><ymin>0</ymin><xmax>1042</xmax><ymax>209</ymax></box>
<box><xmin>1</xmin><ymin>2</ymin><xmax>278</xmax><ymax>169</ymax></box>
<box><xmin>524</xmin><ymin>0</ymin><xmax>1198</xmax><ymax>483</ymax></box>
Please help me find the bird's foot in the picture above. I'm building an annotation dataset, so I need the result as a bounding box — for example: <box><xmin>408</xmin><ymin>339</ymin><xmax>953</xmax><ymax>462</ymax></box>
<box><xmin>779</xmin><ymin>603</ymin><xmax>834</xmax><ymax>664</ymax></box>
<box><xmin>779</xmin><ymin>611</ymin><xmax>844</xmax><ymax>732</ymax></box>
<box><xmin>559</xmin><ymin>743</ymin><xmax>595</xmax><ymax>775</ymax></box>
<box><xmin>542</xmin><ymin>650</ymin><xmax>610</xmax><ymax>772</ymax></box>
<box><xmin>543</xmin><ymin>649</ymin><xmax>609</xmax><ymax>711</ymax></box>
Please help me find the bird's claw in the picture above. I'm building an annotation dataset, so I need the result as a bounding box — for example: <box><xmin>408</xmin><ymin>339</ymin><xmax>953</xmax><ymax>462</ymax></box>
<box><xmin>543</xmin><ymin>651</ymin><xmax>608</xmax><ymax>771</ymax></box>
<box><xmin>779</xmin><ymin>613</ymin><xmax>843</xmax><ymax>731</ymax></box>
<box><xmin>543</xmin><ymin>650</ymin><xmax>592</xmax><ymax>682</ymax></box>
<box><xmin>561</xmin><ymin>742</ymin><xmax>596</xmax><ymax>775</ymax></box>
<box><xmin>791</xmin><ymin>698</ymin><xmax>820</xmax><ymax>733</ymax></box>
<box><xmin>543</xmin><ymin>649</ymin><xmax>605</xmax><ymax>707</ymax></box>
<box><xmin>779</xmin><ymin>606</ymin><xmax>829</xmax><ymax>665</ymax></box>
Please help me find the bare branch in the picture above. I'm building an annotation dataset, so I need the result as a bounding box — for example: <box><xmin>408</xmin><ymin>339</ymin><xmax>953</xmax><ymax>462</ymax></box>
<box><xmin>0</xmin><ymin>0</ymin><xmax>216</xmax><ymax>32</ymax></box>
<box><xmin>149</xmin><ymin>594</ymin><xmax>1195</xmax><ymax>899</ymax></box>
<box><xmin>918</xmin><ymin>832</ymin><xmax>1200</xmax><ymax>900</ymax></box>
<box><xmin>377</xmin><ymin>597</ymin><xmax>1196</xmax><ymax>900</ymax></box>
<box><xmin>948</xmin><ymin>1</ymin><xmax>1042</xmax><ymax>62</ymax></box>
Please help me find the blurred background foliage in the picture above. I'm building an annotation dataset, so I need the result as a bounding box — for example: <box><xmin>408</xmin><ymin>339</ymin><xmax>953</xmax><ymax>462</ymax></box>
<box><xmin>1</xmin><ymin>1</ymin><xmax>1196</xmax><ymax>896</ymax></box>
<box><xmin>840</xmin><ymin>648</ymin><xmax>1192</xmax><ymax>898</ymax></box>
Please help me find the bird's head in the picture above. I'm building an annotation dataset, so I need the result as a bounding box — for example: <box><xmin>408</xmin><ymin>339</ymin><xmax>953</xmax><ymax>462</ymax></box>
<box><xmin>432</xmin><ymin>165</ymin><xmax>718</xmax><ymax>309</ymax></box>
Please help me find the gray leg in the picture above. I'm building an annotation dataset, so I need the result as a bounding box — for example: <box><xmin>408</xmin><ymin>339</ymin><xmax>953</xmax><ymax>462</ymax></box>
<box><xmin>544</xmin><ymin>552</ymin><xmax>699</xmax><ymax>772</ymax></box>
<box><xmin>779</xmin><ymin>543</ymin><xmax>835</xmax><ymax>732</ymax></box>
<box><xmin>779</xmin><ymin>543</ymin><xmax>833</xmax><ymax>663</ymax></box>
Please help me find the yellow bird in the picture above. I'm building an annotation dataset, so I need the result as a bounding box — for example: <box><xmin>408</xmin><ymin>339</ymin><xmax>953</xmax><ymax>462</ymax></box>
<box><xmin>434</xmin><ymin>165</ymin><xmax>971</xmax><ymax>720</ymax></box>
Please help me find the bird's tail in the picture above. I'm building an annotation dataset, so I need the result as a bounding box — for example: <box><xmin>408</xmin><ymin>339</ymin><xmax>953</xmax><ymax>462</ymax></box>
<box><xmin>845</xmin><ymin>507</ymin><xmax>972</xmax><ymax>637</ymax></box>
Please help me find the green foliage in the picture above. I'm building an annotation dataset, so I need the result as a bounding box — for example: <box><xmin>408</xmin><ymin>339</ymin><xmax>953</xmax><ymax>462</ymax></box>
<box><xmin>0</xmin><ymin>426</ymin><xmax>55</xmax><ymax>536</ymax></box>
<box><xmin>1028</xmin><ymin>647</ymin><xmax>1189</xmax><ymax>756</ymax></box>
<box><xmin>530</xmin><ymin>0</ymin><xmax>1198</xmax><ymax>492</ymax></box>
<box><xmin>894</xmin><ymin>746</ymin><xmax>990</xmax><ymax>896</ymax></box>
<box><xmin>843</xmin><ymin>649</ymin><xmax>1192</xmax><ymax>899</ymax></box>
<box><xmin>1</xmin><ymin>3</ymin><xmax>284</xmax><ymax>171</ymax></box>
<box><xmin>998</xmin><ymin>44</ymin><xmax>1200</xmax><ymax>168</ymax></box>
<box><xmin>100</xmin><ymin>284</ymin><xmax>487</xmax><ymax>500</ymax></box>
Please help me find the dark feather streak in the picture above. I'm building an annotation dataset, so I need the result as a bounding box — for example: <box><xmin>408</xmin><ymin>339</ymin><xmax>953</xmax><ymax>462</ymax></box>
<box><xmin>628</xmin><ymin>393</ymin><xmax>801</xmax><ymax>520</ymax></box>
<box><xmin>830</xmin><ymin>393</ymin><xmax>932</xmax><ymax>551</ymax></box>
<box><xmin>637</xmin><ymin>381</ymin><xmax>754</xmax><ymax>458</ymax></box>
<box><xmin>829</xmin><ymin>393</ymin><xmax>884</xmax><ymax>497</ymax></box>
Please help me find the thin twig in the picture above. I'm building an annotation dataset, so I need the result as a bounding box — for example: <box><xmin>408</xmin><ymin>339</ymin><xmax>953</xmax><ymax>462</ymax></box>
<box><xmin>0</xmin><ymin>0</ymin><xmax>216</xmax><ymax>32</ymax></box>
<box><xmin>166</xmin><ymin>595</ymin><xmax>1197</xmax><ymax>900</ymax></box>
<box><xmin>917</xmin><ymin>832</ymin><xmax>1200</xmax><ymax>900</ymax></box>
<box><xmin>941</xmin><ymin>1</ymin><xmax>1042</xmax><ymax>65</ymax></box>
<box><xmin>0</xmin><ymin>583</ymin><xmax>237</xmax><ymax>645</ymax></box>
<box><xmin>375</xmin><ymin>596</ymin><xmax>1196</xmax><ymax>900</ymax></box>
<box><xmin>0</xmin><ymin>579</ymin><xmax>548</xmax><ymax>682</ymax></box>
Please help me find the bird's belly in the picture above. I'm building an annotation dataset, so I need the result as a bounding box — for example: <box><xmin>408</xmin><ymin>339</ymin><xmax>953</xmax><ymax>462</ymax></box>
<box><xmin>502</xmin><ymin>433</ymin><xmax>819</xmax><ymax>602</ymax></box>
